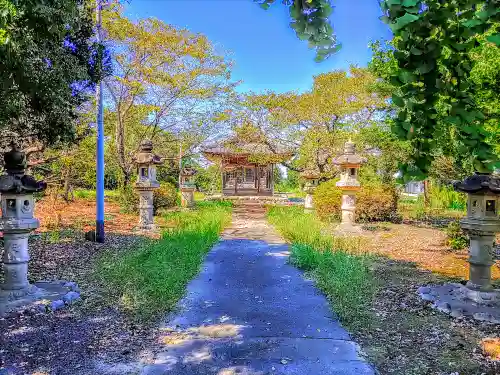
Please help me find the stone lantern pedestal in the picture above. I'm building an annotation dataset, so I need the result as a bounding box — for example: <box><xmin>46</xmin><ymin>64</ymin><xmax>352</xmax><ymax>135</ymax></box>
<box><xmin>300</xmin><ymin>169</ymin><xmax>320</xmax><ymax>213</ymax></box>
<box><xmin>0</xmin><ymin>144</ymin><xmax>80</xmax><ymax>317</ymax></box>
<box><xmin>332</xmin><ymin>141</ymin><xmax>367</xmax><ymax>234</ymax></box>
<box><xmin>417</xmin><ymin>173</ymin><xmax>500</xmax><ymax>323</ymax></box>
<box><xmin>133</xmin><ymin>140</ymin><xmax>164</xmax><ymax>230</ymax></box>
<box><xmin>180</xmin><ymin>165</ymin><xmax>197</xmax><ymax>209</ymax></box>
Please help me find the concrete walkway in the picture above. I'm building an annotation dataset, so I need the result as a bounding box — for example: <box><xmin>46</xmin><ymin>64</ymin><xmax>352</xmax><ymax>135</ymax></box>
<box><xmin>142</xmin><ymin>203</ymin><xmax>375</xmax><ymax>375</ymax></box>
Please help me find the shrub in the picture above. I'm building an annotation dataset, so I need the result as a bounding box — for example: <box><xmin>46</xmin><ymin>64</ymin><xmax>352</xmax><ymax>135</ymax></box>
<box><xmin>117</xmin><ymin>183</ymin><xmax>178</xmax><ymax>214</ymax></box>
<box><xmin>117</xmin><ymin>185</ymin><xmax>139</xmax><ymax>214</ymax></box>
<box><xmin>446</xmin><ymin>220</ymin><xmax>468</xmax><ymax>251</ymax></box>
<box><xmin>357</xmin><ymin>184</ymin><xmax>399</xmax><ymax>222</ymax></box>
<box><xmin>313</xmin><ymin>179</ymin><xmax>342</xmax><ymax>222</ymax></box>
<box><xmin>314</xmin><ymin>180</ymin><xmax>398</xmax><ymax>222</ymax></box>
<box><xmin>428</xmin><ymin>184</ymin><xmax>467</xmax><ymax>211</ymax></box>
<box><xmin>153</xmin><ymin>182</ymin><xmax>178</xmax><ymax>214</ymax></box>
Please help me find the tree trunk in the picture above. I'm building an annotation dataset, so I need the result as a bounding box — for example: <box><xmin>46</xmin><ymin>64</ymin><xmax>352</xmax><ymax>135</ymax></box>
<box><xmin>62</xmin><ymin>166</ymin><xmax>73</xmax><ymax>202</ymax></box>
<box><xmin>122</xmin><ymin>169</ymin><xmax>131</xmax><ymax>188</ymax></box>
<box><xmin>116</xmin><ymin>113</ymin><xmax>129</xmax><ymax>187</ymax></box>
<box><xmin>423</xmin><ymin>179</ymin><xmax>430</xmax><ymax>208</ymax></box>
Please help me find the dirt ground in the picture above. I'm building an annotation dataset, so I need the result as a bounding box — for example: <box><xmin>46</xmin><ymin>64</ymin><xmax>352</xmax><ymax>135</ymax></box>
<box><xmin>0</xmin><ymin>197</ymin><xmax>166</xmax><ymax>374</ymax></box>
<box><xmin>355</xmin><ymin>223</ymin><xmax>500</xmax><ymax>375</ymax></box>
<box><xmin>1</xmin><ymin>198</ymin><xmax>500</xmax><ymax>374</ymax></box>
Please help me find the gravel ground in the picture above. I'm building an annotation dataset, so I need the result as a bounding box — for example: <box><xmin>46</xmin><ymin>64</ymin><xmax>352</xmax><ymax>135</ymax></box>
<box><xmin>1</xmin><ymin>230</ymin><xmax>161</xmax><ymax>374</ymax></box>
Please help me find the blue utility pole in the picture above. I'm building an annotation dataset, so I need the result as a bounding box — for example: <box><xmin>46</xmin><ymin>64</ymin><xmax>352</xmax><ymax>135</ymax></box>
<box><xmin>95</xmin><ymin>0</ymin><xmax>105</xmax><ymax>243</ymax></box>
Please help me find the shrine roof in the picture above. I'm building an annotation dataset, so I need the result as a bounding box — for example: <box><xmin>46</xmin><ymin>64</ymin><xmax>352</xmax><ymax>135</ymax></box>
<box><xmin>202</xmin><ymin>142</ymin><xmax>293</xmax><ymax>158</ymax></box>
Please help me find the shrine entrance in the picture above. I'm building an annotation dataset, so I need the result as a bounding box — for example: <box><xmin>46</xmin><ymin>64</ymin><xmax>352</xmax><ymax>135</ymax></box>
<box><xmin>202</xmin><ymin>140</ymin><xmax>292</xmax><ymax>197</ymax></box>
<box><xmin>222</xmin><ymin>164</ymin><xmax>273</xmax><ymax>196</ymax></box>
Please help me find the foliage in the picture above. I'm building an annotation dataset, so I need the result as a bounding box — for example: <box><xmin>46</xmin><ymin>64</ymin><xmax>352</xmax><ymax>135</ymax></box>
<box><xmin>243</xmin><ymin>67</ymin><xmax>387</xmax><ymax>178</ymax></box>
<box><xmin>379</xmin><ymin>0</ymin><xmax>500</xmax><ymax>179</ymax></box>
<box><xmin>357</xmin><ymin>184</ymin><xmax>399</xmax><ymax>222</ymax></box>
<box><xmin>313</xmin><ymin>179</ymin><xmax>398</xmax><ymax>222</ymax></box>
<box><xmin>427</xmin><ymin>183</ymin><xmax>467</xmax><ymax>211</ymax></box>
<box><xmin>275</xmin><ymin>172</ymin><xmax>300</xmax><ymax>193</ymax></box>
<box><xmin>313</xmin><ymin>179</ymin><xmax>342</xmax><ymax>221</ymax></box>
<box><xmin>0</xmin><ymin>0</ymin><xmax>110</xmax><ymax>146</ymax></box>
<box><xmin>116</xmin><ymin>185</ymin><xmax>139</xmax><ymax>214</ymax></box>
<box><xmin>96</xmin><ymin>201</ymin><xmax>232</xmax><ymax>321</ymax></box>
<box><xmin>446</xmin><ymin>220</ymin><xmax>469</xmax><ymax>251</ymax></box>
<box><xmin>153</xmin><ymin>182</ymin><xmax>178</xmax><ymax>214</ymax></box>
<box><xmin>102</xmin><ymin>4</ymin><xmax>236</xmax><ymax>186</ymax></box>
<box><xmin>255</xmin><ymin>0</ymin><xmax>340</xmax><ymax>62</ymax></box>
<box><xmin>267</xmin><ymin>206</ymin><xmax>376</xmax><ymax>329</ymax></box>
<box><xmin>195</xmin><ymin>164</ymin><xmax>222</xmax><ymax>194</ymax></box>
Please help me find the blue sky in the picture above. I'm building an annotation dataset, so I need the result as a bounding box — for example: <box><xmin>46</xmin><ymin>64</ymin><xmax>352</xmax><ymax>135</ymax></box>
<box><xmin>125</xmin><ymin>0</ymin><xmax>392</xmax><ymax>94</ymax></box>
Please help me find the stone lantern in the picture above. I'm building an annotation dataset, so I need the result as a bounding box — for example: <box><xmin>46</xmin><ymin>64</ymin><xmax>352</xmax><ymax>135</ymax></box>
<box><xmin>133</xmin><ymin>140</ymin><xmax>164</xmax><ymax>230</ymax></box>
<box><xmin>416</xmin><ymin>173</ymin><xmax>500</xmax><ymax>323</ymax></box>
<box><xmin>0</xmin><ymin>143</ymin><xmax>47</xmax><ymax>306</ymax></box>
<box><xmin>180</xmin><ymin>164</ymin><xmax>197</xmax><ymax>208</ymax></box>
<box><xmin>300</xmin><ymin>169</ymin><xmax>320</xmax><ymax>213</ymax></box>
<box><xmin>332</xmin><ymin>140</ymin><xmax>367</xmax><ymax>233</ymax></box>
<box><xmin>454</xmin><ymin>173</ymin><xmax>500</xmax><ymax>292</ymax></box>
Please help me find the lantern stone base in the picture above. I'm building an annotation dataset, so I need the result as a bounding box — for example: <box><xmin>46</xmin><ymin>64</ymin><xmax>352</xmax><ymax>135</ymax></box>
<box><xmin>334</xmin><ymin>222</ymin><xmax>364</xmax><ymax>235</ymax></box>
<box><xmin>418</xmin><ymin>283</ymin><xmax>500</xmax><ymax>324</ymax></box>
<box><xmin>0</xmin><ymin>280</ymin><xmax>80</xmax><ymax>317</ymax></box>
<box><xmin>304</xmin><ymin>193</ymin><xmax>314</xmax><ymax>213</ymax></box>
<box><xmin>180</xmin><ymin>187</ymin><xmax>195</xmax><ymax>208</ymax></box>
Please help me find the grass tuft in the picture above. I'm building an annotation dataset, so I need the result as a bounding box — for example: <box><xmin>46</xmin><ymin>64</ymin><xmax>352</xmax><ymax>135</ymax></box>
<box><xmin>96</xmin><ymin>201</ymin><xmax>232</xmax><ymax>321</ymax></box>
<box><xmin>267</xmin><ymin>205</ymin><xmax>376</xmax><ymax>329</ymax></box>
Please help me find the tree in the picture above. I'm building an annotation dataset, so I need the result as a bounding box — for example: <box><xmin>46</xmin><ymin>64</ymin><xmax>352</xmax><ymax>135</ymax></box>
<box><xmin>241</xmin><ymin>67</ymin><xmax>388</xmax><ymax>179</ymax></box>
<box><xmin>370</xmin><ymin>18</ymin><xmax>500</xmax><ymax>181</ymax></box>
<box><xmin>379</xmin><ymin>0</ymin><xmax>500</xmax><ymax>179</ymax></box>
<box><xmin>102</xmin><ymin>4</ymin><xmax>236</xmax><ymax>186</ymax></box>
<box><xmin>0</xmin><ymin>0</ymin><xmax>110</xmax><ymax>147</ymax></box>
<box><xmin>256</xmin><ymin>0</ymin><xmax>340</xmax><ymax>62</ymax></box>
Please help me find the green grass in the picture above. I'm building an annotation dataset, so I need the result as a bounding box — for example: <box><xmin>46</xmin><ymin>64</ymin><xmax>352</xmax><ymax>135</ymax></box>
<box><xmin>73</xmin><ymin>189</ymin><xmax>121</xmax><ymax>200</ymax></box>
<box><xmin>267</xmin><ymin>206</ymin><xmax>377</xmax><ymax>329</ymax></box>
<box><xmin>96</xmin><ymin>201</ymin><xmax>232</xmax><ymax>321</ymax></box>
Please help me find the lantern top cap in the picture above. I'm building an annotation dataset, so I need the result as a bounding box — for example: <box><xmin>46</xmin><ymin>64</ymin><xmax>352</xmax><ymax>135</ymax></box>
<box><xmin>4</xmin><ymin>141</ymin><xmax>26</xmax><ymax>174</ymax></box>
<box><xmin>139</xmin><ymin>139</ymin><xmax>153</xmax><ymax>152</ymax></box>
<box><xmin>0</xmin><ymin>143</ymin><xmax>47</xmax><ymax>193</ymax></box>
<box><xmin>134</xmin><ymin>140</ymin><xmax>164</xmax><ymax>166</ymax></box>
<box><xmin>181</xmin><ymin>164</ymin><xmax>197</xmax><ymax>176</ymax></box>
<box><xmin>332</xmin><ymin>140</ymin><xmax>367</xmax><ymax>166</ymax></box>
<box><xmin>300</xmin><ymin>168</ymin><xmax>320</xmax><ymax>180</ymax></box>
<box><xmin>453</xmin><ymin>172</ymin><xmax>500</xmax><ymax>195</ymax></box>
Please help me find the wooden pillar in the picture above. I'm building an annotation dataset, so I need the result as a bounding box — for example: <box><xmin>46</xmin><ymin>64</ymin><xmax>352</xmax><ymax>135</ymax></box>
<box><xmin>271</xmin><ymin>164</ymin><xmax>274</xmax><ymax>195</ymax></box>
<box><xmin>221</xmin><ymin>161</ymin><xmax>225</xmax><ymax>195</ymax></box>
<box><xmin>234</xmin><ymin>168</ymin><xmax>237</xmax><ymax>195</ymax></box>
<box><xmin>257</xmin><ymin>166</ymin><xmax>261</xmax><ymax>194</ymax></box>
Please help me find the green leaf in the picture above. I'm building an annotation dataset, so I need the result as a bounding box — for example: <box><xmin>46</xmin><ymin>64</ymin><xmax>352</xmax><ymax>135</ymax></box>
<box><xmin>385</xmin><ymin>0</ymin><xmax>402</xmax><ymax>6</ymax></box>
<box><xmin>486</xmin><ymin>33</ymin><xmax>500</xmax><ymax>46</ymax></box>
<box><xmin>446</xmin><ymin>116</ymin><xmax>461</xmax><ymax>126</ymax></box>
<box><xmin>461</xmin><ymin>125</ymin><xmax>475</xmax><ymax>134</ymax></box>
<box><xmin>402</xmin><ymin>0</ymin><xmax>419</xmax><ymax>7</ymax></box>
<box><xmin>259</xmin><ymin>2</ymin><xmax>270</xmax><ymax>10</ymax></box>
<box><xmin>392</xmin><ymin>94</ymin><xmax>405</xmax><ymax>107</ymax></box>
<box><xmin>417</xmin><ymin>62</ymin><xmax>434</xmax><ymax>74</ymax></box>
<box><xmin>398</xmin><ymin>70</ymin><xmax>415</xmax><ymax>83</ymax></box>
<box><xmin>462</xmin><ymin>19</ymin><xmax>483</xmax><ymax>28</ymax></box>
<box><xmin>391</xmin><ymin>13</ymin><xmax>419</xmax><ymax>32</ymax></box>
<box><xmin>410</xmin><ymin>46</ymin><xmax>422</xmax><ymax>55</ymax></box>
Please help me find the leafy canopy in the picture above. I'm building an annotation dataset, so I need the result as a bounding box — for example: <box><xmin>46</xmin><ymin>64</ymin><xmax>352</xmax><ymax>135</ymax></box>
<box><xmin>0</xmin><ymin>0</ymin><xmax>110</xmax><ymax>146</ymax></box>
<box><xmin>380</xmin><ymin>0</ymin><xmax>500</xmax><ymax>179</ymax></box>
<box><xmin>256</xmin><ymin>0</ymin><xmax>340</xmax><ymax>62</ymax></box>
<box><xmin>102</xmin><ymin>3</ymin><xmax>236</xmax><ymax>185</ymax></box>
